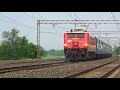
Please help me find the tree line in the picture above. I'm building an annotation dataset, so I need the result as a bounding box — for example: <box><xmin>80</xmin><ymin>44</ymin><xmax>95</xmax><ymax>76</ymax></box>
<box><xmin>0</xmin><ymin>28</ymin><xmax>64</xmax><ymax>60</ymax></box>
<box><xmin>113</xmin><ymin>45</ymin><xmax>120</xmax><ymax>56</ymax></box>
<box><xmin>47</xmin><ymin>49</ymin><xmax>64</xmax><ymax>56</ymax></box>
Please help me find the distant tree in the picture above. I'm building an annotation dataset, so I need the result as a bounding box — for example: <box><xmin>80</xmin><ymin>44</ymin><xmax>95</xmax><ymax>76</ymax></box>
<box><xmin>1</xmin><ymin>28</ymin><xmax>20</xmax><ymax>59</ymax></box>
<box><xmin>46</xmin><ymin>49</ymin><xmax>64</xmax><ymax>56</ymax></box>
<box><xmin>40</xmin><ymin>46</ymin><xmax>47</xmax><ymax>57</ymax></box>
<box><xmin>113</xmin><ymin>45</ymin><xmax>117</xmax><ymax>55</ymax></box>
<box><xmin>0</xmin><ymin>28</ymin><xmax>46</xmax><ymax>60</ymax></box>
<box><xmin>116</xmin><ymin>46</ymin><xmax>120</xmax><ymax>55</ymax></box>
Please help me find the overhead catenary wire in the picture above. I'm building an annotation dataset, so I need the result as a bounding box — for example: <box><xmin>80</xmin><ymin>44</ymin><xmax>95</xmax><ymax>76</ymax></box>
<box><xmin>53</xmin><ymin>27</ymin><xmax>64</xmax><ymax>38</ymax></box>
<box><xmin>37</xmin><ymin>13</ymin><xmax>64</xmax><ymax>35</ymax></box>
<box><xmin>0</xmin><ymin>13</ymin><xmax>35</xmax><ymax>29</ymax></box>
<box><xmin>35</xmin><ymin>13</ymin><xmax>63</xmax><ymax>52</ymax></box>
<box><xmin>73</xmin><ymin>12</ymin><xmax>80</xmax><ymax>20</ymax></box>
<box><xmin>0</xmin><ymin>18</ymin><xmax>15</xmax><ymax>24</ymax></box>
<box><xmin>73</xmin><ymin>12</ymin><xmax>89</xmax><ymax>31</ymax></box>
<box><xmin>65</xmin><ymin>12</ymin><xmax>78</xmax><ymax>28</ymax></box>
<box><xmin>23</xmin><ymin>12</ymin><xmax>64</xmax><ymax>39</ymax></box>
<box><xmin>24</xmin><ymin>12</ymin><xmax>62</xmax><ymax>53</ymax></box>
<box><xmin>23</xmin><ymin>12</ymin><xmax>37</xmax><ymax>19</ymax></box>
<box><xmin>0</xmin><ymin>17</ymin><xmax>38</xmax><ymax>33</ymax></box>
<box><xmin>70</xmin><ymin>12</ymin><xmax>86</xmax><ymax>30</ymax></box>
<box><xmin>94</xmin><ymin>23</ymin><xmax>101</xmax><ymax>38</ymax></box>
<box><xmin>36</xmin><ymin>12</ymin><xmax>65</xmax><ymax>37</ymax></box>
<box><xmin>111</xmin><ymin>12</ymin><xmax>120</xmax><ymax>31</ymax></box>
<box><xmin>110</xmin><ymin>12</ymin><xmax>120</xmax><ymax>46</ymax></box>
<box><xmin>65</xmin><ymin>12</ymin><xmax>76</xmax><ymax>20</ymax></box>
<box><xmin>36</xmin><ymin>12</ymin><xmax>46</xmax><ymax>20</ymax></box>
<box><xmin>24</xmin><ymin>12</ymin><xmax>59</xmax><ymax>34</ymax></box>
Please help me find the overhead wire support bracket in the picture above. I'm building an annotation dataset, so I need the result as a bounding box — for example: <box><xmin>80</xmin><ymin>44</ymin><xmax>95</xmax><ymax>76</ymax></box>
<box><xmin>39</xmin><ymin>20</ymin><xmax>120</xmax><ymax>24</ymax></box>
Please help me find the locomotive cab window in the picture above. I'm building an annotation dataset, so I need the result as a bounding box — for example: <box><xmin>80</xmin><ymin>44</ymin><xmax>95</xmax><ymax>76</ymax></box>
<box><xmin>76</xmin><ymin>33</ymin><xmax>85</xmax><ymax>38</ymax></box>
<box><xmin>67</xmin><ymin>33</ymin><xmax>85</xmax><ymax>38</ymax></box>
<box><xmin>68</xmin><ymin>34</ymin><xmax>75</xmax><ymax>38</ymax></box>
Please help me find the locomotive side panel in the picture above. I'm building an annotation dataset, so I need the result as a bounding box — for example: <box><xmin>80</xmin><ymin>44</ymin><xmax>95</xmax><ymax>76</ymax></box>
<box><xmin>88</xmin><ymin>34</ymin><xmax>96</xmax><ymax>53</ymax></box>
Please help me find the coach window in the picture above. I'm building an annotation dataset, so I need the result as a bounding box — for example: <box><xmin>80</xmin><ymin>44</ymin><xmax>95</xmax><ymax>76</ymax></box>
<box><xmin>97</xmin><ymin>40</ymin><xmax>99</xmax><ymax>44</ymax></box>
<box><xmin>102</xmin><ymin>42</ymin><xmax>103</xmax><ymax>45</ymax></box>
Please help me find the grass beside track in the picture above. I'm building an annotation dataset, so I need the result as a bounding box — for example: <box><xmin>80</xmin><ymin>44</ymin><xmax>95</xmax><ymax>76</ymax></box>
<box><xmin>42</xmin><ymin>56</ymin><xmax>64</xmax><ymax>60</ymax></box>
<box><xmin>19</xmin><ymin>56</ymin><xmax>65</xmax><ymax>61</ymax></box>
<box><xmin>0</xmin><ymin>56</ymin><xmax>65</xmax><ymax>61</ymax></box>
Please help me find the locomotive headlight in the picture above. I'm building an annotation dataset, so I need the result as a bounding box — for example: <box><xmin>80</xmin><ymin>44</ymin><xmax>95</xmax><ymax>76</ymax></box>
<box><xmin>84</xmin><ymin>44</ymin><xmax>88</xmax><ymax>46</ymax></box>
<box><xmin>68</xmin><ymin>40</ymin><xmax>72</xmax><ymax>43</ymax></box>
<box><xmin>64</xmin><ymin>44</ymin><xmax>67</xmax><ymax>46</ymax></box>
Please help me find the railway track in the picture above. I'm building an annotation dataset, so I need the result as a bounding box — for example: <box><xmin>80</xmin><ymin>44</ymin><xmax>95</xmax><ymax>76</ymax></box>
<box><xmin>64</xmin><ymin>57</ymin><xmax>120</xmax><ymax>78</ymax></box>
<box><xmin>0</xmin><ymin>60</ymin><xmax>69</xmax><ymax>74</ymax></box>
<box><xmin>100</xmin><ymin>63</ymin><xmax>120</xmax><ymax>78</ymax></box>
<box><xmin>4</xmin><ymin>58</ymin><xmax>66</xmax><ymax>65</ymax></box>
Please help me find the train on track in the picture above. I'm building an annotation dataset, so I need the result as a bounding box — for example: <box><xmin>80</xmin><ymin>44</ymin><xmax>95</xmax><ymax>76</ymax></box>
<box><xmin>64</xmin><ymin>29</ymin><xmax>112</xmax><ymax>61</ymax></box>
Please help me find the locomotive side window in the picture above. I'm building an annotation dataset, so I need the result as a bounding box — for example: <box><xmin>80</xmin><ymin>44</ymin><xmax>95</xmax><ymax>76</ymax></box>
<box><xmin>68</xmin><ymin>34</ymin><xmax>75</xmax><ymax>38</ymax></box>
<box><xmin>76</xmin><ymin>33</ymin><xmax>85</xmax><ymax>38</ymax></box>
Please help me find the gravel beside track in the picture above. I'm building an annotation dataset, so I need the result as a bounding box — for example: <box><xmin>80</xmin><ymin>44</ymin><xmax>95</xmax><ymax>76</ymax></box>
<box><xmin>76</xmin><ymin>59</ymin><xmax>120</xmax><ymax>78</ymax></box>
<box><xmin>0</xmin><ymin>59</ymin><xmax>66</xmax><ymax>68</ymax></box>
<box><xmin>112</xmin><ymin>66</ymin><xmax>120</xmax><ymax>78</ymax></box>
<box><xmin>0</xmin><ymin>57</ymin><xmax>118</xmax><ymax>78</ymax></box>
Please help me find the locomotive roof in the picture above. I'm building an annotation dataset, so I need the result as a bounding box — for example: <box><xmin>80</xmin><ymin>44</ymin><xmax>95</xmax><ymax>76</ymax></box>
<box><xmin>65</xmin><ymin>31</ymin><xmax>88</xmax><ymax>33</ymax></box>
<box><xmin>65</xmin><ymin>29</ymin><xmax>88</xmax><ymax>33</ymax></box>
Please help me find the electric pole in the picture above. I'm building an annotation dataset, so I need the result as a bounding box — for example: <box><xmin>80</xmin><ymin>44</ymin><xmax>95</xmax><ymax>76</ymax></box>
<box><xmin>37</xmin><ymin>20</ymin><xmax>40</xmax><ymax>59</ymax></box>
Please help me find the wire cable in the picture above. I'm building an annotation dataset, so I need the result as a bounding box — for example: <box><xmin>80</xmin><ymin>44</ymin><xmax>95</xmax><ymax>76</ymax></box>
<box><xmin>111</xmin><ymin>12</ymin><xmax>120</xmax><ymax>31</ymax></box>
<box><xmin>0</xmin><ymin>13</ymin><xmax>35</xmax><ymax>29</ymax></box>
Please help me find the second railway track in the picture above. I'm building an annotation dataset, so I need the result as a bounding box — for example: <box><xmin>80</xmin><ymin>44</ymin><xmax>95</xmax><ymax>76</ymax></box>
<box><xmin>64</xmin><ymin>57</ymin><xmax>120</xmax><ymax>78</ymax></box>
<box><xmin>0</xmin><ymin>60</ymin><xmax>70</xmax><ymax>74</ymax></box>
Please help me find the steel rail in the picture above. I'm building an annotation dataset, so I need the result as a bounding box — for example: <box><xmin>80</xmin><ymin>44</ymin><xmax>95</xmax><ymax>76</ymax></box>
<box><xmin>64</xmin><ymin>58</ymin><xmax>119</xmax><ymax>78</ymax></box>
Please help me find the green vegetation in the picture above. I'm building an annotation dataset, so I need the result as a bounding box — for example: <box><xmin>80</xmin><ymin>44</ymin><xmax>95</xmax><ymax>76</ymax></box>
<box><xmin>115</xmin><ymin>46</ymin><xmax>120</xmax><ymax>55</ymax></box>
<box><xmin>113</xmin><ymin>45</ymin><xmax>120</xmax><ymax>56</ymax></box>
<box><xmin>42</xmin><ymin>56</ymin><xmax>64</xmax><ymax>60</ymax></box>
<box><xmin>46</xmin><ymin>49</ymin><xmax>64</xmax><ymax>56</ymax></box>
<box><xmin>0</xmin><ymin>28</ymin><xmax>64</xmax><ymax>60</ymax></box>
<box><xmin>43</xmin><ymin>49</ymin><xmax>64</xmax><ymax>60</ymax></box>
<box><xmin>0</xmin><ymin>28</ymin><xmax>46</xmax><ymax>60</ymax></box>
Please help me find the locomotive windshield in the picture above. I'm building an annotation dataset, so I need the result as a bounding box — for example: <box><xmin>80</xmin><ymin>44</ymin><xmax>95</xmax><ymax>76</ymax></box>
<box><xmin>68</xmin><ymin>34</ymin><xmax>75</xmax><ymax>38</ymax></box>
<box><xmin>67</xmin><ymin>33</ymin><xmax>84</xmax><ymax>38</ymax></box>
<box><xmin>76</xmin><ymin>33</ymin><xmax>84</xmax><ymax>38</ymax></box>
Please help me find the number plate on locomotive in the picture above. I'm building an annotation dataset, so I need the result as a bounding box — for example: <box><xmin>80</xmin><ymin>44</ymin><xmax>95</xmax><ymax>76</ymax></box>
<box><xmin>74</xmin><ymin>43</ymin><xmax>78</xmax><ymax>45</ymax></box>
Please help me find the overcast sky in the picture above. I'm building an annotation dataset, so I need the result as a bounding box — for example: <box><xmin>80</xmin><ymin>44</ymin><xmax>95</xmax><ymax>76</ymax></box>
<box><xmin>0</xmin><ymin>12</ymin><xmax>120</xmax><ymax>50</ymax></box>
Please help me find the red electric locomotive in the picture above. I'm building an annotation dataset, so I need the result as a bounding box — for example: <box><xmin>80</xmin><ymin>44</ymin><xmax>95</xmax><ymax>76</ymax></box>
<box><xmin>64</xmin><ymin>29</ymin><xmax>96</xmax><ymax>61</ymax></box>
